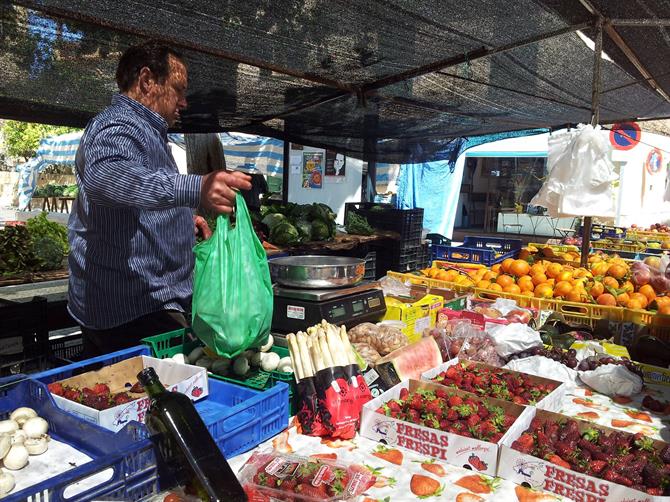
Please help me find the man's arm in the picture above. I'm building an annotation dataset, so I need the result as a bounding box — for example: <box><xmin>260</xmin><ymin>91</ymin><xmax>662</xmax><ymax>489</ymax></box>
<box><xmin>82</xmin><ymin>121</ymin><xmax>201</xmax><ymax>210</ymax></box>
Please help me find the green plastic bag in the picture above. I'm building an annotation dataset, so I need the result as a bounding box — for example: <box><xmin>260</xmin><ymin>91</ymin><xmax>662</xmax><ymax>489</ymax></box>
<box><xmin>192</xmin><ymin>194</ymin><xmax>273</xmax><ymax>358</ymax></box>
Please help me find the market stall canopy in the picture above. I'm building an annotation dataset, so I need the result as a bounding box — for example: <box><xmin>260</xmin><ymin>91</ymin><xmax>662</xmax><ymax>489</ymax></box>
<box><xmin>3</xmin><ymin>0</ymin><xmax>670</xmax><ymax>162</ymax></box>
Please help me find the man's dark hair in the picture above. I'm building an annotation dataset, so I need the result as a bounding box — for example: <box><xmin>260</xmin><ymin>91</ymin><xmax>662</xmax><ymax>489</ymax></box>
<box><xmin>115</xmin><ymin>41</ymin><xmax>185</xmax><ymax>92</ymax></box>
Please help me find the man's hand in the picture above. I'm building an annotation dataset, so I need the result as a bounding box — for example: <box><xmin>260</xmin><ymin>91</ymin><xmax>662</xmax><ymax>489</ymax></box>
<box><xmin>194</xmin><ymin>215</ymin><xmax>212</xmax><ymax>240</ymax></box>
<box><xmin>200</xmin><ymin>171</ymin><xmax>252</xmax><ymax>214</ymax></box>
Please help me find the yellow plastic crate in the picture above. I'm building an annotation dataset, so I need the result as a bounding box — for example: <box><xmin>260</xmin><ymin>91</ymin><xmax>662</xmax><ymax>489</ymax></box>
<box><xmin>472</xmin><ymin>288</ymin><xmax>624</xmax><ymax>328</ymax></box>
<box><xmin>386</xmin><ymin>271</ymin><xmax>475</xmax><ymax>295</ymax></box>
<box><xmin>624</xmin><ymin>308</ymin><xmax>670</xmax><ymax>341</ymax></box>
<box><xmin>528</xmin><ymin>243</ymin><xmax>581</xmax><ymax>253</ymax></box>
<box><xmin>591</xmin><ymin>239</ymin><xmax>646</xmax><ymax>253</ymax></box>
<box><xmin>431</xmin><ymin>261</ymin><xmax>487</xmax><ymax>270</ymax></box>
<box><xmin>626</xmin><ymin>229</ymin><xmax>670</xmax><ymax>241</ymax></box>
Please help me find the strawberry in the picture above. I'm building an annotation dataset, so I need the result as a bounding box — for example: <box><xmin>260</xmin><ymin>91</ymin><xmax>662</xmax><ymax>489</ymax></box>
<box><xmin>92</xmin><ymin>383</ymin><xmax>110</xmax><ymax>396</ymax></box>
<box><xmin>112</xmin><ymin>392</ymin><xmax>133</xmax><ymax>405</ymax></box>
<box><xmin>468</xmin><ymin>453</ymin><xmax>488</xmax><ymax>471</ymax></box>
<box><xmin>454</xmin><ymin>474</ymin><xmax>494</xmax><ymax>494</ymax></box>
<box><xmin>448</xmin><ymin>395</ymin><xmax>464</xmax><ymax>407</ymax></box>
<box><xmin>295</xmin><ymin>484</ymin><xmax>326</xmax><ymax>498</ymax></box>
<box><xmin>456</xmin><ymin>493</ymin><xmax>484</xmax><ymax>502</ymax></box>
<box><xmin>63</xmin><ymin>388</ymin><xmax>82</xmax><ymax>402</ymax></box>
<box><xmin>513</xmin><ymin>433</ymin><xmax>535</xmax><ymax>453</ymax></box>
<box><xmin>47</xmin><ymin>382</ymin><xmax>64</xmax><ymax>396</ymax></box>
<box><xmin>399</xmin><ymin>387</ymin><xmax>409</xmax><ymax>400</ymax></box>
<box><xmin>545</xmin><ymin>454</ymin><xmax>571</xmax><ymax>469</ymax></box>
<box><xmin>410</xmin><ymin>474</ymin><xmax>443</xmax><ymax>498</ymax></box>
<box><xmin>514</xmin><ymin>485</ymin><xmax>560</xmax><ymax>502</ymax></box>
<box><xmin>371</xmin><ymin>445</ymin><xmax>403</xmax><ymax>465</ymax></box>
<box><xmin>466</xmin><ymin>414</ymin><xmax>481</xmax><ymax>427</ymax></box>
<box><xmin>647</xmin><ymin>487</ymin><xmax>664</xmax><ymax>496</ymax></box>
<box><xmin>589</xmin><ymin>460</ymin><xmax>607</xmax><ymax>474</ymax></box>
<box><xmin>416</xmin><ymin>459</ymin><xmax>446</xmax><ymax>477</ymax></box>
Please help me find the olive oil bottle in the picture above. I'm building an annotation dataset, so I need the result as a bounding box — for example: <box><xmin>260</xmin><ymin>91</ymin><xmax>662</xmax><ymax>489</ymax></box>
<box><xmin>138</xmin><ymin>367</ymin><xmax>246</xmax><ymax>501</ymax></box>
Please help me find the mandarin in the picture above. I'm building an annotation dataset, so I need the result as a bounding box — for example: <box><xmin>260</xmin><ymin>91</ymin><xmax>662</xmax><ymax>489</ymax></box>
<box><xmin>602</xmin><ymin>277</ymin><xmax>619</xmax><ymax>289</ymax></box>
<box><xmin>496</xmin><ymin>274</ymin><xmax>515</xmax><ymax>288</ymax></box>
<box><xmin>503</xmin><ymin>284</ymin><xmax>522</xmax><ymax>294</ymax></box>
<box><xmin>589</xmin><ymin>282</ymin><xmax>604</xmax><ymax>297</ymax></box>
<box><xmin>639</xmin><ymin>284</ymin><xmax>656</xmax><ymax>302</ymax></box>
<box><xmin>554</xmin><ymin>281</ymin><xmax>573</xmax><ymax>298</ymax></box>
<box><xmin>489</xmin><ymin>283</ymin><xmax>503</xmax><ymax>291</ymax></box>
<box><xmin>616</xmin><ymin>292</ymin><xmax>630</xmax><ymax>306</ymax></box>
<box><xmin>510</xmin><ymin>260</ymin><xmax>531</xmax><ymax>277</ymax></box>
<box><xmin>596</xmin><ymin>293</ymin><xmax>617</xmax><ymax>306</ymax></box>
<box><xmin>517</xmin><ymin>276</ymin><xmax>535</xmax><ymax>292</ymax></box>
<box><xmin>532</xmin><ymin>273</ymin><xmax>548</xmax><ymax>286</ymax></box>
<box><xmin>534</xmin><ymin>284</ymin><xmax>554</xmax><ymax>299</ymax></box>
<box><xmin>607</xmin><ymin>264</ymin><xmax>628</xmax><ymax>280</ymax></box>
<box><xmin>501</xmin><ymin>258</ymin><xmax>515</xmax><ymax>274</ymax></box>
<box><xmin>629</xmin><ymin>292</ymin><xmax>648</xmax><ymax>309</ymax></box>
<box><xmin>546</xmin><ymin>263</ymin><xmax>563</xmax><ymax>279</ymax></box>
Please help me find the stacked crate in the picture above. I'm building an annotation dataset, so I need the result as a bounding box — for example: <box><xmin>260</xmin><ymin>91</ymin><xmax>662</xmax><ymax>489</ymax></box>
<box><xmin>345</xmin><ymin>203</ymin><xmax>424</xmax><ymax>275</ymax></box>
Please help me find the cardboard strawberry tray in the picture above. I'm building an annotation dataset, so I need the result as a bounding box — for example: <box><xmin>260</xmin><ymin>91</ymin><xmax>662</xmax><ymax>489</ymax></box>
<box><xmin>359</xmin><ymin>378</ymin><xmax>527</xmax><ymax>476</ymax></box>
<box><xmin>422</xmin><ymin>358</ymin><xmax>566</xmax><ymax>412</ymax></box>
<box><xmin>498</xmin><ymin>407</ymin><xmax>670</xmax><ymax>501</ymax></box>
<box><xmin>46</xmin><ymin>355</ymin><xmax>208</xmax><ymax>432</ymax></box>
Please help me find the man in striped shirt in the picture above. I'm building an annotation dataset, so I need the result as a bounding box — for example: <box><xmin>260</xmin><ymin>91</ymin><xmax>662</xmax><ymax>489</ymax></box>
<box><xmin>68</xmin><ymin>42</ymin><xmax>251</xmax><ymax>357</ymax></box>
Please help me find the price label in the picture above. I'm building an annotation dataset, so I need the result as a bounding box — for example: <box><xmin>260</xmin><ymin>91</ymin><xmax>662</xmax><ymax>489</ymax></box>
<box><xmin>286</xmin><ymin>305</ymin><xmax>305</xmax><ymax>320</ymax></box>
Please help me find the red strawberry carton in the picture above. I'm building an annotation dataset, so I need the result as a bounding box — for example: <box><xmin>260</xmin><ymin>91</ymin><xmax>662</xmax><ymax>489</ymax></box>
<box><xmin>422</xmin><ymin>358</ymin><xmax>566</xmax><ymax>412</ymax></box>
<box><xmin>238</xmin><ymin>450</ymin><xmax>376</xmax><ymax>501</ymax></box>
<box><xmin>498</xmin><ymin>407</ymin><xmax>670</xmax><ymax>501</ymax></box>
<box><xmin>47</xmin><ymin>355</ymin><xmax>208</xmax><ymax>432</ymax></box>
<box><xmin>359</xmin><ymin>378</ymin><xmax>526</xmax><ymax>476</ymax></box>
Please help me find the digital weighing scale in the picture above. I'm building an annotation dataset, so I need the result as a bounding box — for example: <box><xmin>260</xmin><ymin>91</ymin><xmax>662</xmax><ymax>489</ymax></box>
<box><xmin>271</xmin><ymin>281</ymin><xmax>387</xmax><ymax>335</ymax></box>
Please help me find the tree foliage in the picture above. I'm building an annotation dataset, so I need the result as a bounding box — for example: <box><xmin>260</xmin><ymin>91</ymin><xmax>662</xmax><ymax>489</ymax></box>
<box><xmin>2</xmin><ymin>121</ymin><xmax>79</xmax><ymax>160</ymax></box>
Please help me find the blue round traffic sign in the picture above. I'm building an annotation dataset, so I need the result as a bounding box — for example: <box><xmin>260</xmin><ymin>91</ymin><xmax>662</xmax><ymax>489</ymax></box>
<box><xmin>610</xmin><ymin>122</ymin><xmax>641</xmax><ymax>150</ymax></box>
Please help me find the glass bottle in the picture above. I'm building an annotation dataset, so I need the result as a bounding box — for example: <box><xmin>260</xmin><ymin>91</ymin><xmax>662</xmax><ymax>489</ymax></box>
<box><xmin>138</xmin><ymin>367</ymin><xmax>247</xmax><ymax>501</ymax></box>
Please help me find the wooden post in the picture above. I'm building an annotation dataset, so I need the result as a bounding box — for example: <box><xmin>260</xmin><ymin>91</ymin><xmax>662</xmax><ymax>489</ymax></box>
<box><xmin>580</xmin><ymin>16</ymin><xmax>604</xmax><ymax>269</ymax></box>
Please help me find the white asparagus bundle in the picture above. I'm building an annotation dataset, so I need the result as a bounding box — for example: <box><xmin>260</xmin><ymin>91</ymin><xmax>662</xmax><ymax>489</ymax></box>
<box><xmin>285</xmin><ymin>319</ymin><xmax>362</xmax><ymax>382</ymax></box>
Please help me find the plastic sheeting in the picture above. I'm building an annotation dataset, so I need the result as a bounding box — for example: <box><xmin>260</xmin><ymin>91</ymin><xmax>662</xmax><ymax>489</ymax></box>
<box><xmin>530</xmin><ymin>124</ymin><xmax>617</xmax><ymax>218</ymax></box>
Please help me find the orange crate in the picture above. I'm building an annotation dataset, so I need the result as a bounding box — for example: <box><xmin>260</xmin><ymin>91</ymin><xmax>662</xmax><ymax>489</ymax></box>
<box><xmin>386</xmin><ymin>271</ymin><xmax>475</xmax><ymax>295</ymax></box>
<box><xmin>431</xmin><ymin>260</ymin><xmax>487</xmax><ymax>270</ymax></box>
<box><xmin>624</xmin><ymin>308</ymin><xmax>670</xmax><ymax>341</ymax></box>
<box><xmin>626</xmin><ymin>229</ymin><xmax>670</xmax><ymax>242</ymax></box>
<box><xmin>472</xmin><ymin>288</ymin><xmax>624</xmax><ymax>327</ymax></box>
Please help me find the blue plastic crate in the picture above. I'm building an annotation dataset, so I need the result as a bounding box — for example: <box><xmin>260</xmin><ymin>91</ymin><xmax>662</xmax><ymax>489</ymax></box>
<box><xmin>0</xmin><ymin>377</ymin><xmax>158</xmax><ymax>502</ymax></box>
<box><xmin>431</xmin><ymin>236</ymin><xmax>522</xmax><ymax>265</ymax></box>
<box><xmin>32</xmin><ymin>346</ymin><xmax>289</xmax><ymax>458</ymax></box>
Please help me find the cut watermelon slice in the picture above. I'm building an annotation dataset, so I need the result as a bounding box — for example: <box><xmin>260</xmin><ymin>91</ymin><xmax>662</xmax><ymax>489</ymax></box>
<box><xmin>374</xmin><ymin>337</ymin><xmax>442</xmax><ymax>386</ymax></box>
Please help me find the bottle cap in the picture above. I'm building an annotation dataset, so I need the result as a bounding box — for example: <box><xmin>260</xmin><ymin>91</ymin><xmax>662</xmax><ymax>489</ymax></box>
<box><xmin>137</xmin><ymin>366</ymin><xmax>159</xmax><ymax>386</ymax></box>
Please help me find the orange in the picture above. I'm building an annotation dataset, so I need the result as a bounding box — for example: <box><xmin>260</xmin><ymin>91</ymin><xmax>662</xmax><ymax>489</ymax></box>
<box><xmin>436</xmin><ymin>270</ymin><xmax>449</xmax><ymax>281</ymax></box>
<box><xmin>621</xmin><ymin>280</ymin><xmax>634</xmax><ymax>294</ymax></box>
<box><xmin>483</xmin><ymin>271</ymin><xmax>497</xmax><ymax>281</ymax></box>
<box><xmin>530</xmin><ymin>263</ymin><xmax>545</xmax><ymax>276</ymax></box>
<box><xmin>659</xmin><ymin>304</ymin><xmax>670</xmax><ymax>315</ymax></box>
<box><xmin>589</xmin><ymin>282</ymin><xmax>604</xmax><ymax>298</ymax></box>
<box><xmin>591</xmin><ymin>262</ymin><xmax>609</xmax><ymax>277</ymax></box>
<box><xmin>489</xmin><ymin>283</ymin><xmax>503</xmax><ymax>291</ymax></box>
<box><xmin>616</xmin><ymin>292</ymin><xmax>630</xmax><ymax>306</ymax></box>
<box><xmin>532</xmin><ymin>273</ymin><xmax>548</xmax><ymax>286</ymax></box>
<box><xmin>503</xmin><ymin>284</ymin><xmax>522</xmax><ymax>294</ymax></box>
<box><xmin>566</xmin><ymin>289</ymin><xmax>585</xmax><ymax>303</ymax></box>
<box><xmin>491</xmin><ymin>264</ymin><xmax>502</xmax><ymax>274</ymax></box>
<box><xmin>602</xmin><ymin>277</ymin><xmax>619</xmax><ymax>290</ymax></box>
<box><xmin>501</xmin><ymin>258</ymin><xmax>515</xmax><ymax>274</ymax></box>
<box><xmin>557</xmin><ymin>270</ymin><xmax>574</xmax><ymax>283</ymax></box>
<box><xmin>510</xmin><ymin>260</ymin><xmax>531</xmax><ymax>277</ymax></box>
<box><xmin>607</xmin><ymin>264</ymin><xmax>628</xmax><ymax>280</ymax></box>
<box><xmin>597</xmin><ymin>293</ymin><xmax>617</xmax><ymax>306</ymax></box>
<box><xmin>546</xmin><ymin>263</ymin><xmax>563</xmax><ymax>279</ymax></box>
<box><xmin>517</xmin><ymin>276</ymin><xmax>535</xmax><ymax>292</ymax></box>
<box><xmin>496</xmin><ymin>275</ymin><xmax>514</xmax><ymax>288</ymax></box>
<box><xmin>627</xmin><ymin>299</ymin><xmax>644</xmax><ymax>310</ymax></box>
<box><xmin>573</xmin><ymin>268</ymin><xmax>590</xmax><ymax>279</ymax></box>
<box><xmin>589</xmin><ymin>254</ymin><xmax>603</xmax><ymax>263</ymax></box>
<box><xmin>477</xmin><ymin>280</ymin><xmax>492</xmax><ymax>289</ymax></box>
<box><xmin>534</xmin><ymin>284</ymin><xmax>554</xmax><ymax>299</ymax></box>
<box><xmin>629</xmin><ymin>292</ymin><xmax>648</xmax><ymax>309</ymax></box>
<box><xmin>554</xmin><ymin>281</ymin><xmax>573</xmax><ymax>298</ymax></box>
<box><xmin>639</xmin><ymin>284</ymin><xmax>657</xmax><ymax>303</ymax></box>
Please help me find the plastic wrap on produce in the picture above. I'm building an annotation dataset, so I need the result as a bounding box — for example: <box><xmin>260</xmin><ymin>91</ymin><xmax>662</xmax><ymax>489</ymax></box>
<box><xmin>379</xmin><ymin>275</ymin><xmax>411</xmax><ymax>297</ymax></box>
<box><xmin>486</xmin><ymin>323</ymin><xmax>543</xmax><ymax>357</ymax></box>
<box><xmin>578</xmin><ymin>364</ymin><xmax>643</xmax><ymax>397</ymax></box>
<box><xmin>504</xmin><ymin>355</ymin><xmax>579</xmax><ymax>386</ymax></box>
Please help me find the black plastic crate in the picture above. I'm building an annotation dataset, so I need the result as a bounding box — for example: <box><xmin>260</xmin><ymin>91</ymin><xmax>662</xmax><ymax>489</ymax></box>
<box><xmin>364</xmin><ymin>251</ymin><xmax>376</xmax><ymax>281</ymax></box>
<box><xmin>0</xmin><ymin>296</ymin><xmax>50</xmax><ymax>376</ymax></box>
<box><xmin>375</xmin><ymin>243</ymin><xmax>421</xmax><ymax>274</ymax></box>
<box><xmin>345</xmin><ymin>203</ymin><xmax>424</xmax><ymax>241</ymax></box>
<box><xmin>417</xmin><ymin>242</ymin><xmax>432</xmax><ymax>269</ymax></box>
<box><xmin>50</xmin><ymin>332</ymin><xmax>84</xmax><ymax>362</ymax></box>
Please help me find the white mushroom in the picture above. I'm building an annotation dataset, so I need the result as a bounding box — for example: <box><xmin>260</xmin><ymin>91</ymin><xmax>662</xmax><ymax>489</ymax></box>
<box><xmin>259</xmin><ymin>334</ymin><xmax>274</xmax><ymax>352</ymax></box>
<box><xmin>0</xmin><ymin>435</ymin><xmax>10</xmax><ymax>460</ymax></box>
<box><xmin>9</xmin><ymin>408</ymin><xmax>37</xmax><ymax>427</ymax></box>
<box><xmin>24</xmin><ymin>435</ymin><xmax>49</xmax><ymax>456</ymax></box>
<box><xmin>3</xmin><ymin>445</ymin><xmax>28</xmax><ymax>470</ymax></box>
<box><xmin>9</xmin><ymin>431</ymin><xmax>25</xmax><ymax>446</ymax></box>
<box><xmin>260</xmin><ymin>352</ymin><xmax>280</xmax><ymax>372</ymax></box>
<box><xmin>22</xmin><ymin>417</ymin><xmax>48</xmax><ymax>439</ymax></box>
<box><xmin>0</xmin><ymin>470</ymin><xmax>15</xmax><ymax>496</ymax></box>
<box><xmin>0</xmin><ymin>422</ymin><xmax>18</xmax><ymax>435</ymax></box>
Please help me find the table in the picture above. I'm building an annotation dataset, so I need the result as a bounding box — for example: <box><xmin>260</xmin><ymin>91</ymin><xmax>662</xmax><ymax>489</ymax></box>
<box><xmin>497</xmin><ymin>213</ymin><xmax>578</xmax><ymax>238</ymax></box>
<box><xmin>266</xmin><ymin>230</ymin><xmax>400</xmax><ymax>256</ymax></box>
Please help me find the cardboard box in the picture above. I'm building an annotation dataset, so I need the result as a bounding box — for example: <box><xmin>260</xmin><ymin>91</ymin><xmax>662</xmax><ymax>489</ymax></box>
<box><xmin>359</xmin><ymin>379</ymin><xmax>526</xmax><ymax>476</ymax></box>
<box><xmin>638</xmin><ymin>362</ymin><xmax>670</xmax><ymax>387</ymax></box>
<box><xmin>410</xmin><ymin>285</ymin><xmax>468</xmax><ymax>312</ymax></box>
<box><xmin>52</xmin><ymin>355</ymin><xmax>208</xmax><ymax>432</ymax></box>
<box><xmin>498</xmin><ymin>408</ymin><xmax>670</xmax><ymax>502</ymax></box>
<box><xmin>384</xmin><ymin>293</ymin><xmax>444</xmax><ymax>343</ymax></box>
<box><xmin>421</xmin><ymin>358</ymin><xmax>566</xmax><ymax>412</ymax></box>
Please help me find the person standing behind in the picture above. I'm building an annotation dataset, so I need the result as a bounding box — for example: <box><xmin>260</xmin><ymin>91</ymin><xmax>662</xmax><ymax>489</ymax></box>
<box><xmin>68</xmin><ymin>41</ymin><xmax>251</xmax><ymax>357</ymax></box>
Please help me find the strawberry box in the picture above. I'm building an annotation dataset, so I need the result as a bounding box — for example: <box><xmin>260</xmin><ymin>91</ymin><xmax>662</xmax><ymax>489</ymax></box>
<box><xmin>359</xmin><ymin>378</ymin><xmax>526</xmax><ymax>476</ymax></box>
<box><xmin>498</xmin><ymin>407</ymin><xmax>670</xmax><ymax>501</ymax></box>
<box><xmin>421</xmin><ymin>358</ymin><xmax>566</xmax><ymax>412</ymax></box>
<box><xmin>47</xmin><ymin>355</ymin><xmax>208</xmax><ymax>432</ymax></box>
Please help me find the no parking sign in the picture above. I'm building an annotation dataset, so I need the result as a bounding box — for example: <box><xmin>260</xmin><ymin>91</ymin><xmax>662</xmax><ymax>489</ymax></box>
<box><xmin>609</xmin><ymin>122</ymin><xmax>641</xmax><ymax>150</ymax></box>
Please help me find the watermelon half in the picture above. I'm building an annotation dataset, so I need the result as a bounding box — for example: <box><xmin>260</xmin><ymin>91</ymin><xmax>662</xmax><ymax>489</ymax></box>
<box><xmin>374</xmin><ymin>337</ymin><xmax>442</xmax><ymax>385</ymax></box>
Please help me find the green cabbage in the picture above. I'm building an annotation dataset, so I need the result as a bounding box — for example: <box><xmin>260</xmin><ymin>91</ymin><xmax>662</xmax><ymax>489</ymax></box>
<box><xmin>261</xmin><ymin>213</ymin><xmax>286</xmax><ymax>230</ymax></box>
<box><xmin>269</xmin><ymin>221</ymin><xmax>301</xmax><ymax>246</ymax></box>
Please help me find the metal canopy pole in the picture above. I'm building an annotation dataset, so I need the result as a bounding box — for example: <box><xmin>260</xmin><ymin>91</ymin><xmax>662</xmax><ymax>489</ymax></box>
<box><xmin>580</xmin><ymin>16</ymin><xmax>604</xmax><ymax>269</ymax></box>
